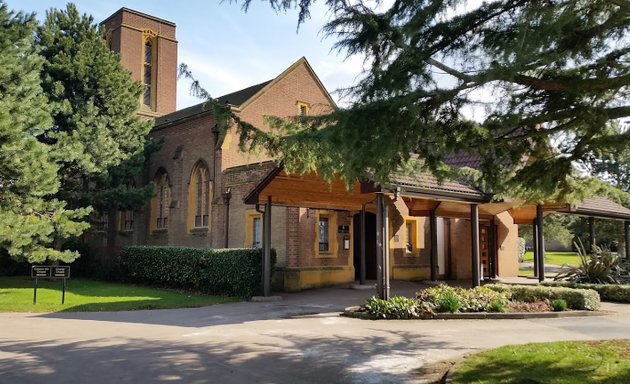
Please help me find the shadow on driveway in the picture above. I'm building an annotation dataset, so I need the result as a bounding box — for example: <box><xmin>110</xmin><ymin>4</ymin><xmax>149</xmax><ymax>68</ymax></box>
<box><xmin>35</xmin><ymin>281</ymin><xmax>427</xmax><ymax>328</ymax></box>
<box><xmin>0</xmin><ymin>329</ymin><xmax>451</xmax><ymax>383</ymax></box>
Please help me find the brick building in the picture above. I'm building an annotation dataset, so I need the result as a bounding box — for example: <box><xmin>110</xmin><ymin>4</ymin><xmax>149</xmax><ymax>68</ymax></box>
<box><xmin>89</xmin><ymin>7</ymin><xmax>531</xmax><ymax>292</ymax></box>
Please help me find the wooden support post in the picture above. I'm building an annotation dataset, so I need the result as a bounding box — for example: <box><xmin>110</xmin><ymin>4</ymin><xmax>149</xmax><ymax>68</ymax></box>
<box><xmin>430</xmin><ymin>209</ymin><xmax>439</xmax><ymax>281</ymax></box>
<box><xmin>625</xmin><ymin>221</ymin><xmax>630</xmax><ymax>260</ymax></box>
<box><xmin>489</xmin><ymin>218</ymin><xmax>497</xmax><ymax>279</ymax></box>
<box><xmin>532</xmin><ymin>221</ymin><xmax>538</xmax><ymax>278</ymax></box>
<box><xmin>536</xmin><ymin>204</ymin><xmax>546</xmax><ymax>282</ymax></box>
<box><xmin>360</xmin><ymin>205</ymin><xmax>366</xmax><ymax>285</ymax></box>
<box><xmin>375</xmin><ymin>193</ymin><xmax>390</xmax><ymax>300</ymax></box>
<box><xmin>262</xmin><ymin>196</ymin><xmax>272</xmax><ymax>297</ymax></box>
<box><xmin>589</xmin><ymin>217</ymin><xmax>596</xmax><ymax>253</ymax></box>
<box><xmin>471</xmin><ymin>204</ymin><xmax>481</xmax><ymax>287</ymax></box>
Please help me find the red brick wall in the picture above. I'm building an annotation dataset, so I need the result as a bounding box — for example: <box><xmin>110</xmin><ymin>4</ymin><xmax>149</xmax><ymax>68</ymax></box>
<box><xmin>102</xmin><ymin>8</ymin><xmax>177</xmax><ymax>117</ymax></box>
<box><xmin>141</xmin><ymin>113</ymin><xmax>218</xmax><ymax>247</ymax></box>
<box><xmin>221</xmin><ymin>60</ymin><xmax>335</xmax><ymax>170</ymax></box>
<box><xmin>221</xmin><ymin>163</ymin><xmax>288</xmax><ymax>265</ymax></box>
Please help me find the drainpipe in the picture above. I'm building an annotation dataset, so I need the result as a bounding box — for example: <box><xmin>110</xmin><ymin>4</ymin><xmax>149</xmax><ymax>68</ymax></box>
<box><xmin>222</xmin><ymin>187</ymin><xmax>232</xmax><ymax>248</ymax></box>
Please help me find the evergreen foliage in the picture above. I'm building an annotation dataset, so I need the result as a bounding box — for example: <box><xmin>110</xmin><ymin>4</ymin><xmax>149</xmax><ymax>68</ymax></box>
<box><xmin>590</xmin><ymin>122</ymin><xmax>630</xmax><ymax>192</ymax></box>
<box><xmin>229</xmin><ymin>0</ymin><xmax>630</xmax><ymax>203</ymax></box>
<box><xmin>0</xmin><ymin>3</ymin><xmax>88</xmax><ymax>263</ymax></box>
<box><xmin>1</xmin><ymin>2</ymin><xmax>156</xmax><ymax>263</ymax></box>
<box><xmin>36</xmin><ymin>4</ymin><xmax>154</xmax><ymax>213</ymax></box>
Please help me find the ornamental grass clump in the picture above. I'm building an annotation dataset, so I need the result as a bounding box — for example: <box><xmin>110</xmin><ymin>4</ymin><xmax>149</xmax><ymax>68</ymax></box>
<box><xmin>555</xmin><ymin>241</ymin><xmax>630</xmax><ymax>284</ymax></box>
<box><xmin>552</xmin><ymin>299</ymin><xmax>568</xmax><ymax>312</ymax></box>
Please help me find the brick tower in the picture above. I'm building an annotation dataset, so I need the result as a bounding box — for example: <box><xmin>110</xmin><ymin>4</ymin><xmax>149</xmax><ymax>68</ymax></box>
<box><xmin>101</xmin><ymin>8</ymin><xmax>178</xmax><ymax>118</ymax></box>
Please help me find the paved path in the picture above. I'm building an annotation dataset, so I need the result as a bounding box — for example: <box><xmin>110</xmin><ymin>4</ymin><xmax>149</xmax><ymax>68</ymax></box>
<box><xmin>2</xmin><ymin>284</ymin><xmax>630</xmax><ymax>383</ymax></box>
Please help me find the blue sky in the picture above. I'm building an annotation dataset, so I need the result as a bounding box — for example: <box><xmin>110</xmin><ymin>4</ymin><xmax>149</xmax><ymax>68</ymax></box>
<box><xmin>11</xmin><ymin>0</ymin><xmax>366</xmax><ymax>110</ymax></box>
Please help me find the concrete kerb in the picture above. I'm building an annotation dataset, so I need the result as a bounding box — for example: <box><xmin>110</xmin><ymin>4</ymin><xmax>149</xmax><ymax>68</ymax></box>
<box><xmin>341</xmin><ymin>306</ymin><xmax>614</xmax><ymax>320</ymax></box>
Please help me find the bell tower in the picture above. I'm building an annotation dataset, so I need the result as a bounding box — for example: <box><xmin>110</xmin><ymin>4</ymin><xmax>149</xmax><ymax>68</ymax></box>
<box><xmin>102</xmin><ymin>8</ymin><xmax>178</xmax><ymax>118</ymax></box>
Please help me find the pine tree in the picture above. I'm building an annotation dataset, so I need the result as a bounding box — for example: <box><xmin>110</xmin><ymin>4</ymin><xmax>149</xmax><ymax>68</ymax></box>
<box><xmin>232</xmin><ymin>0</ymin><xmax>630</xmax><ymax>203</ymax></box>
<box><xmin>0</xmin><ymin>2</ymin><xmax>88</xmax><ymax>263</ymax></box>
<box><xmin>36</xmin><ymin>4</ymin><xmax>154</xmax><ymax>216</ymax></box>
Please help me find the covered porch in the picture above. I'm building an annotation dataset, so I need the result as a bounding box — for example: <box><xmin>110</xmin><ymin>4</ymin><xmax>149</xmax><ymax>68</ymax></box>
<box><xmin>510</xmin><ymin>197</ymin><xmax>630</xmax><ymax>282</ymax></box>
<box><xmin>244</xmin><ymin>165</ymin><xmax>522</xmax><ymax>299</ymax></box>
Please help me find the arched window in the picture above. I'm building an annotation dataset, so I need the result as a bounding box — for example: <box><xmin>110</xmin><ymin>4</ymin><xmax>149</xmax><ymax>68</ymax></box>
<box><xmin>142</xmin><ymin>29</ymin><xmax>157</xmax><ymax>110</ymax></box>
<box><xmin>188</xmin><ymin>162</ymin><xmax>211</xmax><ymax>229</ymax></box>
<box><xmin>119</xmin><ymin>182</ymin><xmax>136</xmax><ymax>231</ymax></box>
<box><xmin>151</xmin><ymin>170</ymin><xmax>170</xmax><ymax>231</ymax></box>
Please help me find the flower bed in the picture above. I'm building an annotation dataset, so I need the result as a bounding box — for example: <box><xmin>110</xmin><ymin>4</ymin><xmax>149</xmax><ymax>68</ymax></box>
<box><xmin>359</xmin><ymin>284</ymin><xmax>600</xmax><ymax>320</ymax></box>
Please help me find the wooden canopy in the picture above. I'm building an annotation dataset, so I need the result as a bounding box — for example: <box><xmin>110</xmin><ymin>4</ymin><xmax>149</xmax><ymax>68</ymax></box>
<box><xmin>243</xmin><ymin>168</ymin><xmax>375</xmax><ymax>211</ymax></box>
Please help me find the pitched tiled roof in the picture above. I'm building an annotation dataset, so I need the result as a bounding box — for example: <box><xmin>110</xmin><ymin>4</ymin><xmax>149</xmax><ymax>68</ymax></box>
<box><xmin>216</xmin><ymin>80</ymin><xmax>272</xmax><ymax>106</ymax></box>
<box><xmin>390</xmin><ymin>170</ymin><xmax>490</xmax><ymax>201</ymax></box>
<box><xmin>155</xmin><ymin>102</ymin><xmax>209</xmax><ymax>127</ymax></box>
<box><xmin>154</xmin><ymin>80</ymin><xmax>272</xmax><ymax>128</ymax></box>
<box><xmin>443</xmin><ymin>152</ymin><xmax>483</xmax><ymax>169</ymax></box>
<box><xmin>566</xmin><ymin>197</ymin><xmax>630</xmax><ymax>220</ymax></box>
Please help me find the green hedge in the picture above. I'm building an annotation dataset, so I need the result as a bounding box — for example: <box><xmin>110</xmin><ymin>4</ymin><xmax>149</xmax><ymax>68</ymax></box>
<box><xmin>542</xmin><ymin>281</ymin><xmax>630</xmax><ymax>303</ymax></box>
<box><xmin>485</xmin><ymin>284</ymin><xmax>600</xmax><ymax>311</ymax></box>
<box><xmin>120</xmin><ymin>246</ymin><xmax>275</xmax><ymax>298</ymax></box>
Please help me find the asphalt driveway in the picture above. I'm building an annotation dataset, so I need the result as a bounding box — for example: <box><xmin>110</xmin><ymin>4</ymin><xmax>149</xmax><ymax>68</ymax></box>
<box><xmin>2</xmin><ymin>283</ymin><xmax>630</xmax><ymax>383</ymax></box>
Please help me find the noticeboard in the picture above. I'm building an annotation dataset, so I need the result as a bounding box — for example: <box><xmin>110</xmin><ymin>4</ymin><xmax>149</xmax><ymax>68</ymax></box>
<box><xmin>31</xmin><ymin>266</ymin><xmax>70</xmax><ymax>305</ymax></box>
<box><xmin>31</xmin><ymin>266</ymin><xmax>70</xmax><ymax>279</ymax></box>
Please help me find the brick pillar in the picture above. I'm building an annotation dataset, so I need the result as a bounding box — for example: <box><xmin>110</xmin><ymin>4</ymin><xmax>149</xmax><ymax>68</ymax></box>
<box><xmin>286</xmin><ymin>207</ymin><xmax>300</xmax><ymax>267</ymax></box>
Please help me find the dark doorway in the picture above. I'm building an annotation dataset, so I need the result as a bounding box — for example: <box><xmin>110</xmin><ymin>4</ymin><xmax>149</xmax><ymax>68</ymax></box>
<box><xmin>353</xmin><ymin>212</ymin><xmax>377</xmax><ymax>280</ymax></box>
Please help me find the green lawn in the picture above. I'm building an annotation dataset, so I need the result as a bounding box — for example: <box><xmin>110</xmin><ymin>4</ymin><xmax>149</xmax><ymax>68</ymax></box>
<box><xmin>522</xmin><ymin>251</ymin><xmax>581</xmax><ymax>266</ymax></box>
<box><xmin>0</xmin><ymin>276</ymin><xmax>237</xmax><ymax>312</ymax></box>
<box><xmin>451</xmin><ymin>340</ymin><xmax>630</xmax><ymax>384</ymax></box>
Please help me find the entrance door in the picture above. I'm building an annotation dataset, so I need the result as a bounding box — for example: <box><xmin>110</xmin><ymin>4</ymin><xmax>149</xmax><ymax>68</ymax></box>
<box><xmin>353</xmin><ymin>212</ymin><xmax>377</xmax><ymax>280</ymax></box>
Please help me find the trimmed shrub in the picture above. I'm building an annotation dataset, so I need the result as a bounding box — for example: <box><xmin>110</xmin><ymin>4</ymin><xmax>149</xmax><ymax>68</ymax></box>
<box><xmin>120</xmin><ymin>246</ymin><xmax>275</xmax><ymax>298</ymax></box>
<box><xmin>542</xmin><ymin>281</ymin><xmax>630</xmax><ymax>303</ymax></box>
<box><xmin>486</xmin><ymin>284</ymin><xmax>600</xmax><ymax>311</ymax></box>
